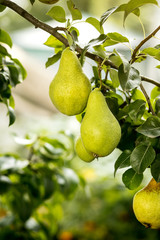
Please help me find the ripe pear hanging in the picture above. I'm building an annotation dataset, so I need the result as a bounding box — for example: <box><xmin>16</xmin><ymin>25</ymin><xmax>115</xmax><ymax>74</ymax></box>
<box><xmin>133</xmin><ymin>178</ymin><xmax>160</xmax><ymax>229</ymax></box>
<box><xmin>49</xmin><ymin>48</ymin><xmax>91</xmax><ymax>116</ymax></box>
<box><xmin>75</xmin><ymin>136</ymin><xmax>95</xmax><ymax>162</ymax></box>
<box><xmin>81</xmin><ymin>88</ymin><xmax>121</xmax><ymax>157</ymax></box>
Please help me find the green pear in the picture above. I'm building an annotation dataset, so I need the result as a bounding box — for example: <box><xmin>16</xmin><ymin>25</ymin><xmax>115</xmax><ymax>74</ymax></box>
<box><xmin>133</xmin><ymin>178</ymin><xmax>160</xmax><ymax>229</ymax></box>
<box><xmin>75</xmin><ymin>137</ymin><xmax>95</xmax><ymax>162</ymax></box>
<box><xmin>49</xmin><ymin>48</ymin><xmax>91</xmax><ymax>116</ymax></box>
<box><xmin>81</xmin><ymin>88</ymin><xmax>121</xmax><ymax>157</ymax></box>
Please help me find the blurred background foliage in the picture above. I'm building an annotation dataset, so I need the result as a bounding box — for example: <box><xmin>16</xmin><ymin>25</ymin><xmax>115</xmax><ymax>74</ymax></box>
<box><xmin>1</xmin><ymin>0</ymin><xmax>160</xmax><ymax>239</ymax></box>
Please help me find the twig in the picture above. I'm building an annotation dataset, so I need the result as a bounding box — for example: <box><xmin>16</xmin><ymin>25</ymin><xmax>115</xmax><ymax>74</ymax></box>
<box><xmin>140</xmin><ymin>83</ymin><xmax>156</xmax><ymax>115</ymax></box>
<box><xmin>130</xmin><ymin>25</ymin><xmax>160</xmax><ymax>64</ymax></box>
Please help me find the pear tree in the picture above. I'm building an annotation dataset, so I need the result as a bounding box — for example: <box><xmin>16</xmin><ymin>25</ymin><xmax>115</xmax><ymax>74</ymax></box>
<box><xmin>1</xmin><ymin>0</ymin><xmax>160</xmax><ymax>230</ymax></box>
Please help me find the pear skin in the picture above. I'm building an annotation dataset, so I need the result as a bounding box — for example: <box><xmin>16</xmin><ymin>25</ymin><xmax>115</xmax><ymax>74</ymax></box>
<box><xmin>80</xmin><ymin>88</ymin><xmax>121</xmax><ymax>157</ymax></box>
<box><xmin>133</xmin><ymin>178</ymin><xmax>160</xmax><ymax>229</ymax></box>
<box><xmin>75</xmin><ymin>137</ymin><xmax>95</xmax><ymax>162</ymax></box>
<box><xmin>49</xmin><ymin>48</ymin><xmax>91</xmax><ymax>116</ymax></box>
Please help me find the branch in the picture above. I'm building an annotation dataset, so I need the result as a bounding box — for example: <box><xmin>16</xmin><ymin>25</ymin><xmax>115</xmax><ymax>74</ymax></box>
<box><xmin>140</xmin><ymin>83</ymin><xmax>156</xmax><ymax>115</ymax></box>
<box><xmin>130</xmin><ymin>25</ymin><xmax>160</xmax><ymax>64</ymax></box>
<box><xmin>1</xmin><ymin>0</ymin><xmax>160</xmax><ymax>89</ymax></box>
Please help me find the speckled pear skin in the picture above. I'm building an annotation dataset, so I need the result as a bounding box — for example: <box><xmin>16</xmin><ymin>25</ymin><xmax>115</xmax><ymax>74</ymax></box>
<box><xmin>133</xmin><ymin>178</ymin><xmax>160</xmax><ymax>229</ymax></box>
<box><xmin>75</xmin><ymin>137</ymin><xmax>95</xmax><ymax>162</ymax></box>
<box><xmin>81</xmin><ymin>88</ymin><xmax>121</xmax><ymax>157</ymax></box>
<box><xmin>49</xmin><ymin>48</ymin><xmax>91</xmax><ymax>116</ymax></box>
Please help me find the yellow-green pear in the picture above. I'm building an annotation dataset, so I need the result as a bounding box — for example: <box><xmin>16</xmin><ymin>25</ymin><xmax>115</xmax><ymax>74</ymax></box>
<box><xmin>133</xmin><ymin>178</ymin><xmax>160</xmax><ymax>229</ymax></box>
<box><xmin>75</xmin><ymin>137</ymin><xmax>95</xmax><ymax>162</ymax></box>
<box><xmin>81</xmin><ymin>88</ymin><xmax>121</xmax><ymax>157</ymax></box>
<box><xmin>49</xmin><ymin>48</ymin><xmax>91</xmax><ymax>116</ymax></box>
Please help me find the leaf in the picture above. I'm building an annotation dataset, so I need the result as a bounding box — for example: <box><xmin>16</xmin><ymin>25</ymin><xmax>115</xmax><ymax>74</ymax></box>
<box><xmin>150</xmin><ymin>86</ymin><xmax>160</xmax><ymax>99</ymax></box>
<box><xmin>122</xmin><ymin>168</ymin><xmax>143</xmax><ymax>190</ymax></box>
<box><xmin>131</xmin><ymin>88</ymin><xmax>146</xmax><ymax>101</ymax></box>
<box><xmin>0</xmin><ymin>5</ymin><xmax>6</xmax><ymax>12</ymax></box>
<box><xmin>86</xmin><ymin>17</ymin><xmax>104</xmax><ymax>34</ymax></box>
<box><xmin>46</xmin><ymin>51</ymin><xmax>62</xmax><ymax>68</ymax></box>
<box><xmin>80</xmin><ymin>34</ymin><xmax>107</xmax><ymax>65</ymax></box>
<box><xmin>44</xmin><ymin>35</ymin><xmax>64</xmax><ymax>48</ymax></box>
<box><xmin>151</xmin><ymin>154</ymin><xmax>160</xmax><ymax>182</ymax></box>
<box><xmin>8</xmin><ymin>106</ymin><xmax>15</xmax><ymax>126</ymax></box>
<box><xmin>47</xmin><ymin>6</ymin><xmax>66</xmax><ymax>23</ymax></box>
<box><xmin>0</xmin><ymin>29</ymin><xmax>12</xmax><ymax>48</ymax></box>
<box><xmin>118</xmin><ymin>65</ymin><xmax>141</xmax><ymax>91</ymax></box>
<box><xmin>141</xmin><ymin>47</ymin><xmax>160</xmax><ymax>61</ymax></box>
<box><xmin>8</xmin><ymin>65</ymin><xmax>20</xmax><ymax>86</ymax></box>
<box><xmin>130</xmin><ymin>143</ymin><xmax>156</xmax><ymax>173</ymax></box>
<box><xmin>128</xmin><ymin>99</ymin><xmax>146</xmax><ymax>122</ymax></box>
<box><xmin>107</xmin><ymin>32</ymin><xmax>129</xmax><ymax>43</ymax></box>
<box><xmin>114</xmin><ymin>50</ymin><xmax>130</xmax><ymax>73</ymax></box>
<box><xmin>12</xmin><ymin>58</ymin><xmax>27</xmax><ymax>80</ymax></box>
<box><xmin>114</xmin><ymin>150</ymin><xmax>131</xmax><ymax>176</ymax></box>
<box><xmin>109</xmin><ymin>68</ymin><xmax>120</xmax><ymax>88</ymax></box>
<box><xmin>0</xmin><ymin>44</ymin><xmax>11</xmax><ymax>57</ymax></box>
<box><xmin>67</xmin><ymin>0</ymin><xmax>82</xmax><ymax>21</ymax></box>
<box><xmin>136</xmin><ymin>116</ymin><xmax>160</xmax><ymax>138</ymax></box>
<box><xmin>100</xmin><ymin>6</ymin><xmax>118</xmax><ymax>26</ymax></box>
<box><xmin>122</xmin><ymin>0</ymin><xmax>158</xmax><ymax>23</ymax></box>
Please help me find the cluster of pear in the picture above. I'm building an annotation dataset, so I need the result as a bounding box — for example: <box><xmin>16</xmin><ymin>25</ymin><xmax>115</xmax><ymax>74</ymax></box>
<box><xmin>49</xmin><ymin>47</ymin><xmax>121</xmax><ymax>162</ymax></box>
<box><xmin>133</xmin><ymin>178</ymin><xmax>160</xmax><ymax>229</ymax></box>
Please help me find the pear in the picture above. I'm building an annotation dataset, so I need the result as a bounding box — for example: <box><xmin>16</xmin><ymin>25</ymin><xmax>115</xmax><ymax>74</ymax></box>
<box><xmin>75</xmin><ymin>137</ymin><xmax>95</xmax><ymax>162</ymax></box>
<box><xmin>80</xmin><ymin>88</ymin><xmax>121</xmax><ymax>157</ymax></box>
<box><xmin>49</xmin><ymin>48</ymin><xmax>91</xmax><ymax>116</ymax></box>
<box><xmin>133</xmin><ymin>178</ymin><xmax>160</xmax><ymax>229</ymax></box>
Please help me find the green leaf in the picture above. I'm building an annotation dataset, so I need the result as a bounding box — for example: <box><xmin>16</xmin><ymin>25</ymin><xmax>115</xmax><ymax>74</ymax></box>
<box><xmin>107</xmin><ymin>32</ymin><xmax>129</xmax><ymax>43</ymax></box>
<box><xmin>128</xmin><ymin>99</ymin><xmax>146</xmax><ymax>122</ymax></box>
<box><xmin>44</xmin><ymin>35</ymin><xmax>64</xmax><ymax>48</ymax></box>
<box><xmin>46</xmin><ymin>51</ymin><xmax>62</xmax><ymax>68</ymax></box>
<box><xmin>122</xmin><ymin>168</ymin><xmax>143</xmax><ymax>190</ymax></box>
<box><xmin>103</xmin><ymin>38</ymin><xmax>119</xmax><ymax>47</ymax></box>
<box><xmin>151</xmin><ymin>154</ymin><xmax>160</xmax><ymax>182</ymax></box>
<box><xmin>141</xmin><ymin>47</ymin><xmax>160</xmax><ymax>61</ymax></box>
<box><xmin>109</xmin><ymin>69</ymin><xmax>120</xmax><ymax>88</ymax></box>
<box><xmin>156</xmin><ymin>65</ymin><xmax>160</xmax><ymax>69</ymax></box>
<box><xmin>67</xmin><ymin>0</ymin><xmax>82</xmax><ymax>21</ymax></box>
<box><xmin>86</xmin><ymin>17</ymin><xmax>104</xmax><ymax>34</ymax></box>
<box><xmin>114</xmin><ymin>150</ymin><xmax>131</xmax><ymax>176</ymax></box>
<box><xmin>8</xmin><ymin>65</ymin><xmax>20</xmax><ymax>86</ymax></box>
<box><xmin>8</xmin><ymin>106</ymin><xmax>16</xmax><ymax>126</ymax></box>
<box><xmin>86</xmin><ymin>34</ymin><xmax>107</xmax><ymax>49</ymax></box>
<box><xmin>100</xmin><ymin>6</ymin><xmax>118</xmax><ymax>26</ymax></box>
<box><xmin>118</xmin><ymin>65</ymin><xmax>141</xmax><ymax>91</ymax></box>
<box><xmin>136</xmin><ymin>116</ymin><xmax>160</xmax><ymax>138</ymax></box>
<box><xmin>131</xmin><ymin>88</ymin><xmax>146</xmax><ymax>101</ymax></box>
<box><xmin>150</xmin><ymin>86</ymin><xmax>160</xmax><ymax>99</ymax></box>
<box><xmin>0</xmin><ymin>44</ymin><xmax>11</xmax><ymax>57</ymax></box>
<box><xmin>0</xmin><ymin>29</ymin><xmax>12</xmax><ymax>48</ymax></box>
<box><xmin>0</xmin><ymin>5</ymin><xmax>6</xmax><ymax>12</ymax></box>
<box><xmin>12</xmin><ymin>58</ymin><xmax>27</xmax><ymax>80</ymax></box>
<box><xmin>122</xmin><ymin>0</ymin><xmax>158</xmax><ymax>22</ymax></box>
<box><xmin>47</xmin><ymin>6</ymin><xmax>66</xmax><ymax>23</ymax></box>
<box><xmin>130</xmin><ymin>143</ymin><xmax>156</xmax><ymax>173</ymax></box>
